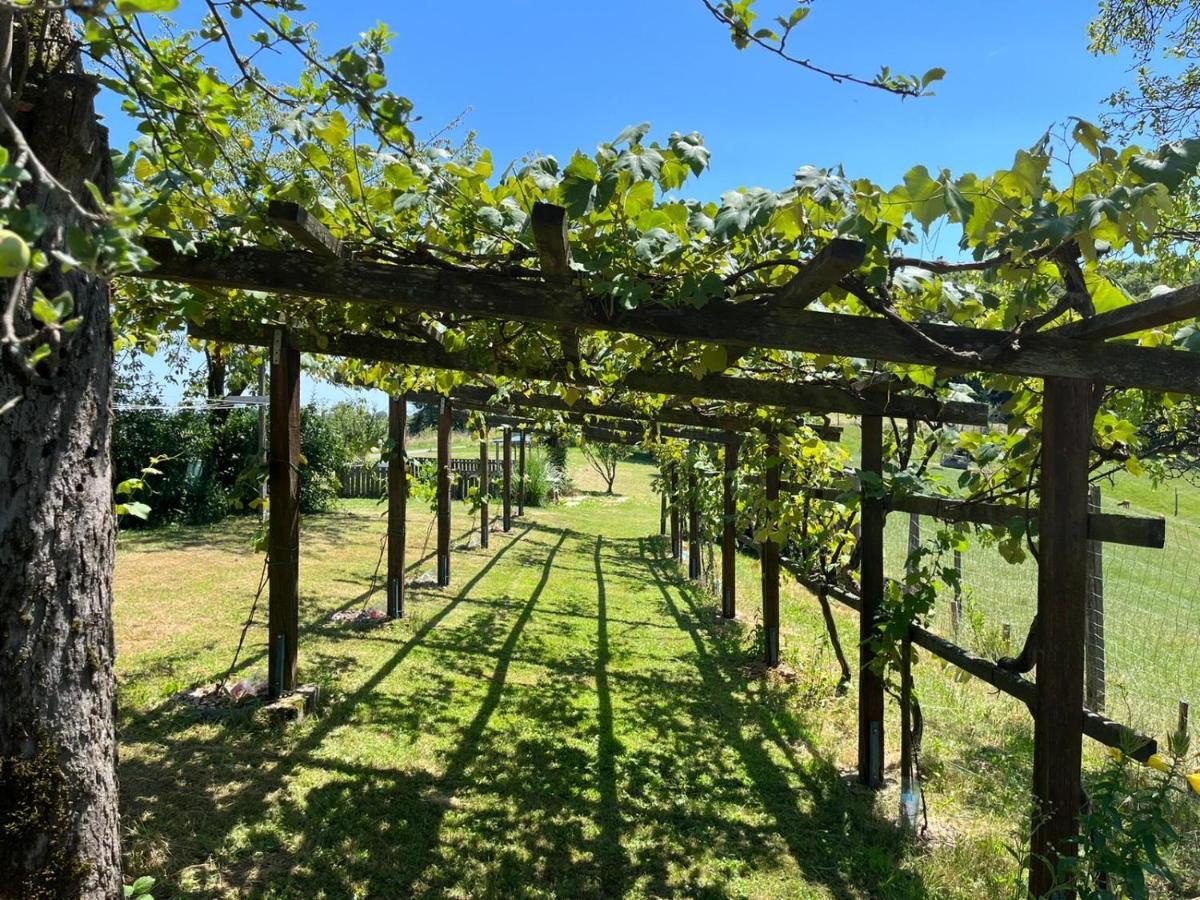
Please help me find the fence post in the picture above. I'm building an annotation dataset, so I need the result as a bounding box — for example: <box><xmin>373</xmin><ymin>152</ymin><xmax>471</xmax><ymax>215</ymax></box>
<box><xmin>1085</xmin><ymin>484</ymin><xmax>1106</xmax><ymax>712</ymax></box>
<box><xmin>436</xmin><ymin>397</ymin><xmax>452</xmax><ymax>586</ymax></box>
<box><xmin>722</xmin><ymin>433</ymin><xmax>739</xmax><ymax>619</ymax></box>
<box><xmin>688</xmin><ymin>462</ymin><xmax>701</xmax><ymax>580</ymax></box>
<box><xmin>387</xmin><ymin>395</ymin><xmax>407</xmax><ymax>619</ymax></box>
<box><xmin>670</xmin><ymin>465</ymin><xmax>681</xmax><ymax>561</ymax></box>
<box><xmin>479</xmin><ymin>424</ymin><xmax>490</xmax><ymax>549</ymax></box>
<box><xmin>1029</xmin><ymin>376</ymin><xmax>1092</xmax><ymax>898</ymax></box>
<box><xmin>517</xmin><ymin>427</ymin><xmax>527</xmax><ymax>517</ymax></box>
<box><xmin>859</xmin><ymin>414</ymin><xmax>885</xmax><ymax>788</ymax></box>
<box><xmin>268</xmin><ymin>327</ymin><xmax>300</xmax><ymax>699</ymax></box>
<box><xmin>660</xmin><ymin>486</ymin><xmax>668</xmax><ymax>537</ymax></box>
<box><xmin>762</xmin><ymin>432</ymin><xmax>781</xmax><ymax>667</ymax></box>
<box><xmin>502</xmin><ymin>426</ymin><xmax>513</xmax><ymax>532</ymax></box>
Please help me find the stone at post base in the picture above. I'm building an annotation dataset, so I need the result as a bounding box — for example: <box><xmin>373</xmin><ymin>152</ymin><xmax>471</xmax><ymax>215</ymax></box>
<box><xmin>255</xmin><ymin>683</ymin><xmax>321</xmax><ymax>725</ymax></box>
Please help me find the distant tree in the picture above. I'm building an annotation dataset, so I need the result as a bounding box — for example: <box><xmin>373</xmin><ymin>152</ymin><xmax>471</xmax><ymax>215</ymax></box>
<box><xmin>580</xmin><ymin>441</ymin><xmax>630</xmax><ymax>494</ymax></box>
<box><xmin>1090</xmin><ymin>0</ymin><xmax>1200</xmax><ymax>138</ymax></box>
<box><xmin>327</xmin><ymin>400</ymin><xmax>387</xmax><ymax>462</ymax></box>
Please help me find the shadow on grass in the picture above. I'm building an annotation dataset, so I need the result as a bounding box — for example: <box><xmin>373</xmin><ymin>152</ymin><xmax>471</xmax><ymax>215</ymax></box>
<box><xmin>119</xmin><ymin>522</ymin><xmax>928</xmax><ymax>898</ymax></box>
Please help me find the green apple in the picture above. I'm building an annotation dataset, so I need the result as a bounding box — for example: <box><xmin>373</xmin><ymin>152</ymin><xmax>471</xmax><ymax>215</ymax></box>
<box><xmin>0</xmin><ymin>229</ymin><xmax>30</xmax><ymax>277</ymax></box>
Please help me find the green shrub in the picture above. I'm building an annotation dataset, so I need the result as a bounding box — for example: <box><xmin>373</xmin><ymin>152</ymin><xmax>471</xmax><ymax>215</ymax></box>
<box><xmin>521</xmin><ymin>446</ymin><xmax>564</xmax><ymax>506</ymax></box>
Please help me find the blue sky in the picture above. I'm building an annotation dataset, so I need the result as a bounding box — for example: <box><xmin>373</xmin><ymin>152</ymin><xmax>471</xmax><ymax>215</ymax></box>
<box><xmin>112</xmin><ymin>1</ymin><xmax>1138</xmax><ymax>409</ymax></box>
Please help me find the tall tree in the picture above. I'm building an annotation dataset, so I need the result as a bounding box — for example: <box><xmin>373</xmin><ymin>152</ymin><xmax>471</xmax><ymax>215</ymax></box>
<box><xmin>0</xmin><ymin>11</ymin><xmax>120</xmax><ymax>897</ymax></box>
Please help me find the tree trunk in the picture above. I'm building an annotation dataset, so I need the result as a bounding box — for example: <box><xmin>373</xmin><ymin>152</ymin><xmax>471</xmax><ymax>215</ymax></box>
<box><xmin>0</xmin><ymin>14</ymin><xmax>121</xmax><ymax>898</ymax></box>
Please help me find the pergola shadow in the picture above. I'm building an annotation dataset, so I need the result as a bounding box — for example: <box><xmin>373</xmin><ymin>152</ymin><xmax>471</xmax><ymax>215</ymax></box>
<box><xmin>118</xmin><ymin>515</ymin><xmax>929</xmax><ymax>897</ymax></box>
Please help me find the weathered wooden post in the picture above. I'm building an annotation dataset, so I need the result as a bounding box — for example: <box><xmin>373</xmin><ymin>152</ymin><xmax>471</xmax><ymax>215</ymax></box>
<box><xmin>688</xmin><ymin>462</ymin><xmax>701</xmax><ymax>580</ymax></box>
<box><xmin>517</xmin><ymin>427</ymin><xmax>527</xmax><ymax>517</ymax></box>
<box><xmin>951</xmin><ymin>548</ymin><xmax>963</xmax><ymax>636</ymax></box>
<box><xmin>722</xmin><ymin>433</ymin><xmax>739</xmax><ymax>619</ymax></box>
<box><xmin>859</xmin><ymin>414</ymin><xmax>885</xmax><ymax>788</ymax></box>
<box><xmin>502</xmin><ymin>426</ymin><xmax>513</xmax><ymax>532</ymax></box>
<box><xmin>670</xmin><ymin>465</ymin><xmax>682</xmax><ymax>561</ymax></box>
<box><xmin>1085</xmin><ymin>484</ymin><xmax>1106</xmax><ymax>711</ymax></box>
<box><xmin>387</xmin><ymin>395</ymin><xmax>407</xmax><ymax>619</ymax></box>
<box><xmin>762</xmin><ymin>432</ymin><xmax>781</xmax><ymax>667</ymax></box>
<box><xmin>660</xmin><ymin>487</ymin><xmax>668</xmax><ymax>537</ymax></box>
<box><xmin>1029</xmin><ymin>377</ymin><xmax>1092</xmax><ymax>898</ymax></box>
<box><xmin>436</xmin><ymin>397</ymin><xmax>452</xmax><ymax>587</ymax></box>
<box><xmin>268</xmin><ymin>327</ymin><xmax>300</xmax><ymax>699</ymax></box>
<box><xmin>257</xmin><ymin>361</ymin><xmax>268</xmax><ymax>524</ymax></box>
<box><xmin>478</xmin><ymin>423</ymin><xmax>490</xmax><ymax>549</ymax></box>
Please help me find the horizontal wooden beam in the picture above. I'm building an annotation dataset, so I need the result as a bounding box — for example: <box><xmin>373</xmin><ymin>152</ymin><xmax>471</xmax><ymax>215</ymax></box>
<box><xmin>794</xmin><ymin>484</ymin><xmax>1165</xmax><ymax>549</ymax></box>
<box><xmin>781</xmin><ymin>567</ymin><xmax>1158</xmax><ymax>761</ymax></box>
<box><xmin>187</xmin><ymin>318</ymin><xmax>988</xmax><ymax>425</ymax></box>
<box><xmin>1052</xmin><ymin>283</ymin><xmax>1200</xmax><ymax>341</ymax></box>
<box><xmin>412</xmin><ymin>385</ymin><xmax>840</xmax><ymax>440</ymax></box>
<box><xmin>140</xmin><ymin>240</ymin><xmax>1200</xmax><ymax>395</ymax></box>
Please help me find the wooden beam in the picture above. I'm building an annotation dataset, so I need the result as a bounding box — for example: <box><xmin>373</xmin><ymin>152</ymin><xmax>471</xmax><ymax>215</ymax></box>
<box><xmin>268</xmin><ymin>327</ymin><xmax>300</xmax><ymax>698</ymax></box>
<box><xmin>188</xmin><ymin>319</ymin><xmax>989</xmax><ymax>425</ymax></box>
<box><xmin>762</xmin><ymin>433</ymin><xmax>781</xmax><ymax>666</ymax></box>
<box><xmin>267</xmin><ymin>200</ymin><xmax>346</xmax><ymax>258</ymax></box>
<box><xmin>436</xmin><ymin>397</ymin><xmax>452</xmax><ymax>586</ymax></box>
<box><xmin>722</xmin><ymin>434</ymin><xmax>739</xmax><ymax>619</ymax></box>
<box><xmin>859</xmin><ymin>415</ymin><xmax>885</xmax><ymax>788</ymax></box>
<box><xmin>1030</xmin><ymin>377</ymin><xmax>1092</xmax><ymax>897</ymax></box>
<box><xmin>782</xmin><ymin>566</ymin><xmax>1157</xmax><ymax>762</ymax></box>
<box><xmin>1052</xmin><ymin>283</ymin><xmax>1200</xmax><ymax>341</ymax></box>
<box><xmin>412</xmin><ymin>384</ymin><xmax>840</xmax><ymax>439</ymax></box>
<box><xmin>774</xmin><ymin>238</ymin><xmax>867</xmax><ymax>309</ymax></box>
<box><xmin>387</xmin><ymin>395</ymin><xmax>407</xmax><ymax>618</ymax></box>
<box><xmin>792</xmin><ymin>484</ymin><xmax>1165</xmax><ymax>549</ymax></box>
<box><xmin>143</xmin><ymin>240</ymin><xmax>1200</xmax><ymax>394</ymax></box>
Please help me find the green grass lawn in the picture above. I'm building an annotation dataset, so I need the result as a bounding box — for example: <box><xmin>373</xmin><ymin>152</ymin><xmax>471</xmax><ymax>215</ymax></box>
<box><xmin>113</xmin><ymin>450</ymin><xmax>1199</xmax><ymax>898</ymax></box>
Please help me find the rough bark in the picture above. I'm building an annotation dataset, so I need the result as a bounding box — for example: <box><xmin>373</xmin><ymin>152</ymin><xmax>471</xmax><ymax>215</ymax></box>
<box><xmin>0</xmin><ymin>14</ymin><xmax>120</xmax><ymax>899</ymax></box>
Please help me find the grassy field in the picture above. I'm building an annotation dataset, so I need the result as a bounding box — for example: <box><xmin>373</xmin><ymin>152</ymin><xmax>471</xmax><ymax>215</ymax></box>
<box><xmin>113</xmin><ymin>448</ymin><xmax>1199</xmax><ymax>897</ymax></box>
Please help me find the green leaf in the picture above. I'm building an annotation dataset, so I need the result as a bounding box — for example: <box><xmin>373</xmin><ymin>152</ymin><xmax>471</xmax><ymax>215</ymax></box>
<box><xmin>700</xmin><ymin>344</ymin><xmax>728</xmax><ymax>373</ymax></box>
<box><xmin>920</xmin><ymin>67</ymin><xmax>946</xmax><ymax>89</ymax></box>
<box><xmin>1129</xmin><ymin>139</ymin><xmax>1200</xmax><ymax>190</ymax></box>
<box><xmin>115</xmin><ymin>0</ymin><xmax>179</xmax><ymax>12</ymax></box>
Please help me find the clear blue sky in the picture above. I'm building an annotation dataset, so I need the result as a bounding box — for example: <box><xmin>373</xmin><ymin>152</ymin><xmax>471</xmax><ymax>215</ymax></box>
<box><xmin>114</xmin><ymin>1</ymin><xmax>1135</xmax><ymax>409</ymax></box>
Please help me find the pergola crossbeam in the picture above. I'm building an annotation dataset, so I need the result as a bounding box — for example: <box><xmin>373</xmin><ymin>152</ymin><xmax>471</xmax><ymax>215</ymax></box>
<box><xmin>141</xmin><ymin>238</ymin><xmax>1200</xmax><ymax>394</ymax></box>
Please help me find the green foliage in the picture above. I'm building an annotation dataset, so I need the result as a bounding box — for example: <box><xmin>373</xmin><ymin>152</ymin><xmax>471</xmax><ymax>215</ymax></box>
<box><xmin>298</xmin><ymin>404</ymin><xmax>349</xmax><ymax>514</ymax></box>
<box><xmin>519</xmin><ymin>445</ymin><xmax>559</xmax><ymax>507</ymax></box>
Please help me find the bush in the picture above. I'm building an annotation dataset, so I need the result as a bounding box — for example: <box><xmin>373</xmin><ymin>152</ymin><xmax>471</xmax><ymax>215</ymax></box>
<box><xmin>299</xmin><ymin>404</ymin><xmax>351</xmax><ymax>513</ymax></box>
<box><xmin>521</xmin><ymin>446</ymin><xmax>564</xmax><ymax>506</ymax></box>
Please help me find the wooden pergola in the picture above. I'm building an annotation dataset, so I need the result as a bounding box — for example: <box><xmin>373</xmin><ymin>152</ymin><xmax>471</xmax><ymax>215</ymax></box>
<box><xmin>130</xmin><ymin>199</ymin><xmax>1200</xmax><ymax>896</ymax></box>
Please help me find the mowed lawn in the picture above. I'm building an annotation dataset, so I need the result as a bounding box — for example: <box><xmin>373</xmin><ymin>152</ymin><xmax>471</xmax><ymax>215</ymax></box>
<box><xmin>112</xmin><ymin>452</ymin><xmax>1196</xmax><ymax>898</ymax></box>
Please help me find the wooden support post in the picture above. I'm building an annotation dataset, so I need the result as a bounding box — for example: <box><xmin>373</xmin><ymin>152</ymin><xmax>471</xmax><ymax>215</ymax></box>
<box><xmin>899</xmin><ymin>633</ymin><xmax>915</xmax><ymax>826</ymax></box>
<box><xmin>257</xmin><ymin>362</ymin><xmax>268</xmax><ymax>524</ymax></box>
<box><xmin>1030</xmin><ymin>377</ymin><xmax>1093</xmax><ymax>899</ymax></box>
<box><xmin>436</xmin><ymin>397</ymin><xmax>452</xmax><ymax>586</ymax></box>
<box><xmin>387</xmin><ymin>395</ymin><xmax>407</xmax><ymax>619</ymax></box>
<box><xmin>517</xmin><ymin>428</ymin><xmax>527</xmax><ymax>517</ymax></box>
<box><xmin>670</xmin><ymin>466</ymin><xmax>681</xmax><ymax>561</ymax></box>
<box><xmin>722</xmin><ymin>434</ymin><xmax>738</xmax><ymax>619</ymax></box>
<box><xmin>859</xmin><ymin>414</ymin><xmax>885</xmax><ymax>788</ymax></box>
<box><xmin>660</xmin><ymin>486</ymin><xmax>668</xmax><ymax>537</ymax></box>
<box><xmin>479</xmin><ymin>424</ymin><xmax>490</xmax><ymax>549</ymax></box>
<box><xmin>502</xmin><ymin>426</ymin><xmax>513</xmax><ymax>532</ymax></box>
<box><xmin>762</xmin><ymin>433</ymin><xmax>781</xmax><ymax>667</ymax></box>
<box><xmin>688</xmin><ymin>463</ymin><xmax>701</xmax><ymax>580</ymax></box>
<box><xmin>268</xmin><ymin>328</ymin><xmax>300</xmax><ymax>699</ymax></box>
<box><xmin>1085</xmin><ymin>484</ymin><xmax>1106</xmax><ymax>712</ymax></box>
<box><xmin>951</xmin><ymin>549</ymin><xmax>963</xmax><ymax>636</ymax></box>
